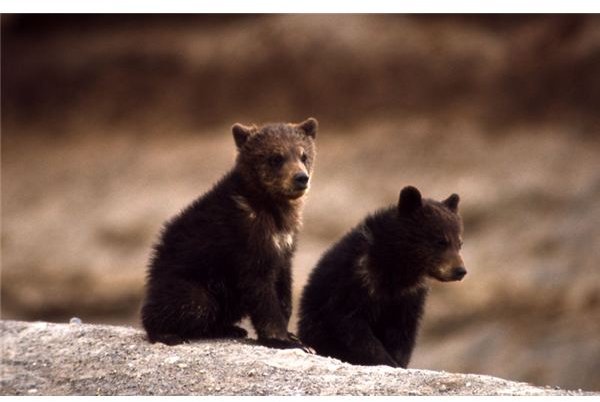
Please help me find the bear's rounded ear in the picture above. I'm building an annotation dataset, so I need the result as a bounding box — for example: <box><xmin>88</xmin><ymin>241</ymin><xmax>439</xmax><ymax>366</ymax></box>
<box><xmin>398</xmin><ymin>186</ymin><xmax>422</xmax><ymax>216</ymax></box>
<box><xmin>296</xmin><ymin>117</ymin><xmax>318</xmax><ymax>139</ymax></box>
<box><xmin>443</xmin><ymin>193</ymin><xmax>460</xmax><ymax>213</ymax></box>
<box><xmin>232</xmin><ymin>123</ymin><xmax>254</xmax><ymax>149</ymax></box>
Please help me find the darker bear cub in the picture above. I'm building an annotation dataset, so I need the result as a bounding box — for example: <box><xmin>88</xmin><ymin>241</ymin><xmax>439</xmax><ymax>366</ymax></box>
<box><xmin>298</xmin><ymin>186</ymin><xmax>466</xmax><ymax>367</ymax></box>
<box><xmin>141</xmin><ymin>118</ymin><xmax>318</xmax><ymax>349</ymax></box>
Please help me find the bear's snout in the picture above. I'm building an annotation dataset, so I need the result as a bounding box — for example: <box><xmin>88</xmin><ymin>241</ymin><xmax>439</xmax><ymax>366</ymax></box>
<box><xmin>429</xmin><ymin>263</ymin><xmax>467</xmax><ymax>282</ymax></box>
<box><xmin>451</xmin><ymin>266</ymin><xmax>467</xmax><ymax>281</ymax></box>
<box><xmin>293</xmin><ymin>172</ymin><xmax>310</xmax><ymax>190</ymax></box>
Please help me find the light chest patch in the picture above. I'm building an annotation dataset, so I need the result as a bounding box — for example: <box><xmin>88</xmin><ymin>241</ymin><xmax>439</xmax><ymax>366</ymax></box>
<box><xmin>272</xmin><ymin>232</ymin><xmax>294</xmax><ymax>252</ymax></box>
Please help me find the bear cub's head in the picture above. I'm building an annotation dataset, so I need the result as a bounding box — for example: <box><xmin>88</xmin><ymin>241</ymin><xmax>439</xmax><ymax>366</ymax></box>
<box><xmin>397</xmin><ymin>185</ymin><xmax>466</xmax><ymax>282</ymax></box>
<box><xmin>232</xmin><ymin>118</ymin><xmax>317</xmax><ymax>200</ymax></box>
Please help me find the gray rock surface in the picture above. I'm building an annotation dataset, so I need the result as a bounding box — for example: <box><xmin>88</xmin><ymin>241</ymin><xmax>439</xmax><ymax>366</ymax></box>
<box><xmin>0</xmin><ymin>320</ymin><xmax>590</xmax><ymax>396</ymax></box>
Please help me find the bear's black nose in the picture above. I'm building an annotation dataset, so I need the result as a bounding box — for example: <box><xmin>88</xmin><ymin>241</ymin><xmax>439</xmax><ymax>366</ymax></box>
<box><xmin>293</xmin><ymin>173</ymin><xmax>309</xmax><ymax>190</ymax></box>
<box><xmin>452</xmin><ymin>266</ymin><xmax>467</xmax><ymax>280</ymax></box>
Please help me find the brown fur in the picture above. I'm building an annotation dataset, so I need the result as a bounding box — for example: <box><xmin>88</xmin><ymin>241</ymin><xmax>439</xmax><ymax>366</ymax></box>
<box><xmin>141</xmin><ymin>118</ymin><xmax>317</xmax><ymax>348</ymax></box>
<box><xmin>298</xmin><ymin>186</ymin><xmax>466</xmax><ymax>367</ymax></box>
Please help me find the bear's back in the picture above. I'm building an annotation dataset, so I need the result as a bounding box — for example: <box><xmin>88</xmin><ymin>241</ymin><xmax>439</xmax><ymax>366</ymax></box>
<box><xmin>148</xmin><ymin>171</ymin><xmax>246</xmax><ymax>281</ymax></box>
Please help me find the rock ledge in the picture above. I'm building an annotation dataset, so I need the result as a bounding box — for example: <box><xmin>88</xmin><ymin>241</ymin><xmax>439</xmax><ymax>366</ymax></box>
<box><xmin>0</xmin><ymin>320</ymin><xmax>589</xmax><ymax>395</ymax></box>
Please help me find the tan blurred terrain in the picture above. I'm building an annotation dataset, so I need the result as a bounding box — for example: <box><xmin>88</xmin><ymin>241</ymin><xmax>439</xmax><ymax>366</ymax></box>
<box><xmin>2</xmin><ymin>15</ymin><xmax>600</xmax><ymax>391</ymax></box>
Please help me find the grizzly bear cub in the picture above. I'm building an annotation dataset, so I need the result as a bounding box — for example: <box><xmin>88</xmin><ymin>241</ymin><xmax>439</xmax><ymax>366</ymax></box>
<box><xmin>141</xmin><ymin>118</ymin><xmax>318</xmax><ymax>349</ymax></box>
<box><xmin>298</xmin><ymin>186</ymin><xmax>466</xmax><ymax>367</ymax></box>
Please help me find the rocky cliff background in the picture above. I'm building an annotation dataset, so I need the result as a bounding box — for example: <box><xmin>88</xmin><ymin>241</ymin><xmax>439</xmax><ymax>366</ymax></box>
<box><xmin>2</xmin><ymin>14</ymin><xmax>600</xmax><ymax>392</ymax></box>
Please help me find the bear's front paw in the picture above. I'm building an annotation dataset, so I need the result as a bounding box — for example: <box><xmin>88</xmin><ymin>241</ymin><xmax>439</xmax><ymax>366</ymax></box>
<box><xmin>287</xmin><ymin>332</ymin><xmax>315</xmax><ymax>353</ymax></box>
<box><xmin>258</xmin><ymin>335</ymin><xmax>315</xmax><ymax>354</ymax></box>
<box><xmin>222</xmin><ymin>325</ymin><xmax>248</xmax><ymax>339</ymax></box>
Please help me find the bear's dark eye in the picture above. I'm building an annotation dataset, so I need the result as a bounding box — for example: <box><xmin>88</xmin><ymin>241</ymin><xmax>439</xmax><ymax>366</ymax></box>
<box><xmin>301</xmin><ymin>153</ymin><xmax>308</xmax><ymax>164</ymax></box>
<box><xmin>268</xmin><ymin>154</ymin><xmax>285</xmax><ymax>168</ymax></box>
<box><xmin>436</xmin><ymin>238</ymin><xmax>450</xmax><ymax>248</ymax></box>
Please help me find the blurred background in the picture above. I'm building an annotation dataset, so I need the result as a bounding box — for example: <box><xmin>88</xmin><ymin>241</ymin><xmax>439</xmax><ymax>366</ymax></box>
<box><xmin>2</xmin><ymin>14</ymin><xmax>600</xmax><ymax>391</ymax></box>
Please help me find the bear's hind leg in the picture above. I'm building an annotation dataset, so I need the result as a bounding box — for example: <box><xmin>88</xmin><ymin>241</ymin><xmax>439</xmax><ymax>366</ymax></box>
<box><xmin>142</xmin><ymin>280</ymin><xmax>232</xmax><ymax>344</ymax></box>
<box><xmin>210</xmin><ymin>324</ymin><xmax>248</xmax><ymax>339</ymax></box>
<box><xmin>337</xmin><ymin>318</ymin><xmax>398</xmax><ymax>367</ymax></box>
<box><xmin>147</xmin><ymin>332</ymin><xmax>187</xmax><ymax>346</ymax></box>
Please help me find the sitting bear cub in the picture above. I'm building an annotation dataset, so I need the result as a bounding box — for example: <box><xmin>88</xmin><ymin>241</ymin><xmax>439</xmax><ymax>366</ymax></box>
<box><xmin>298</xmin><ymin>185</ymin><xmax>466</xmax><ymax>367</ymax></box>
<box><xmin>141</xmin><ymin>118</ymin><xmax>317</xmax><ymax>349</ymax></box>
